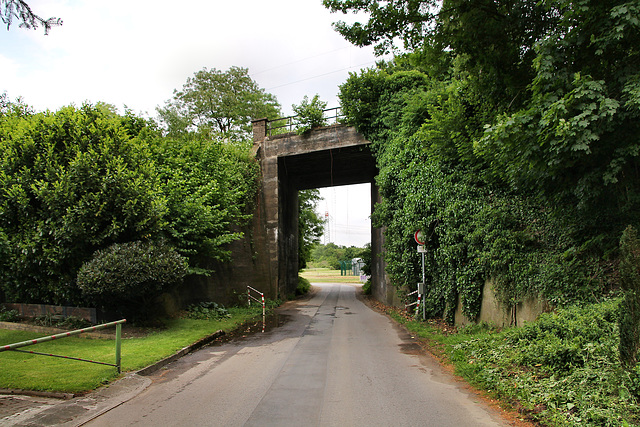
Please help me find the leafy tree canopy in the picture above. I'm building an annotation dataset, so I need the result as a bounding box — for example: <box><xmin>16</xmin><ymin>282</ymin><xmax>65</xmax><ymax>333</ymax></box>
<box><xmin>157</xmin><ymin>66</ymin><xmax>281</xmax><ymax>142</ymax></box>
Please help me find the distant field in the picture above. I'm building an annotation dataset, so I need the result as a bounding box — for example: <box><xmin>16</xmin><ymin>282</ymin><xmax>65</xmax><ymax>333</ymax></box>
<box><xmin>300</xmin><ymin>268</ymin><xmax>364</xmax><ymax>284</ymax></box>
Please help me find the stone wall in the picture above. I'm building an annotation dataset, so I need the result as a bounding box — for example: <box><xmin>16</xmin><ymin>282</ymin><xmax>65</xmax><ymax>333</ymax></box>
<box><xmin>2</xmin><ymin>303</ymin><xmax>97</xmax><ymax>323</ymax></box>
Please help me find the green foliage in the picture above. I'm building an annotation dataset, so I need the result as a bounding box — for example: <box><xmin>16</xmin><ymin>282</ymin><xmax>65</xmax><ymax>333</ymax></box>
<box><xmin>292</xmin><ymin>94</ymin><xmax>327</xmax><ymax>135</ymax></box>
<box><xmin>296</xmin><ymin>276</ymin><xmax>311</xmax><ymax>296</ymax></box>
<box><xmin>334</xmin><ymin>0</ymin><xmax>638</xmax><ymax>321</ymax></box>
<box><xmin>322</xmin><ymin>0</ymin><xmax>438</xmax><ymax>55</ymax></box>
<box><xmin>452</xmin><ymin>300</ymin><xmax>640</xmax><ymax>426</ymax></box>
<box><xmin>309</xmin><ymin>243</ymin><xmax>367</xmax><ymax>270</ymax></box>
<box><xmin>150</xmin><ymin>137</ymin><xmax>260</xmax><ymax>271</ymax></box>
<box><xmin>0</xmin><ymin>99</ymin><xmax>262</xmax><ymax>308</ymax></box>
<box><xmin>157</xmin><ymin>66</ymin><xmax>281</xmax><ymax>141</ymax></box>
<box><xmin>0</xmin><ymin>306</ymin><xmax>19</xmax><ymax>322</ymax></box>
<box><xmin>0</xmin><ymin>104</ymin><xmax>165</xmax><ymax>305</ymax></box>
<box><xmin>620</xmin><ymin>225</ymin><xmax>640</xmax><ymax>368</ymax></box>
<box><xmin>185</xmin><ymin>301</ymin><xmax>231</xmax><ymax>320</ymax></box>
<box><xmin>362</xmin><ymin>279</ymin><xmax>372</xmax><ymax>295</ymax></box>
<box><xmin>76</xmin><ymin>240</ymin><xmax>188</xmax><ymax>321</ymax></box>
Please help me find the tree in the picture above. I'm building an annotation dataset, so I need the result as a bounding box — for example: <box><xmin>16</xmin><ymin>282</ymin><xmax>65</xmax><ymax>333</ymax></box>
<box><xmin>332</xmin><ymin>0</ymin><xmax>640</xmax><ymax>323</ymax></box>
<box><xmin>292</xmin><ymin>94</ymin><xmax>327</xmax><ymax>135</ymax></box>
<box><xmin>298</xmin><ymin>189</ymin><xmax>325</xmax><ymax>270</ymax></box>
<box><xmin>150</xmin><ymin>137</ymin><xmax>260</xmax><ymax>272</ymax></box>
<box><xmin>157</xmin><ymin>66</ymin><xmax>281</xmax><ymax>142</ymax></box>
<box><xmin>322</xmin><ymin>0</ymin><xmax>438</xmax><ymax>55</ymax></box>
<box><xmin>1</xmin><ymin>0</ymin><xmax>62</xmax><ymax>34</ymax></box>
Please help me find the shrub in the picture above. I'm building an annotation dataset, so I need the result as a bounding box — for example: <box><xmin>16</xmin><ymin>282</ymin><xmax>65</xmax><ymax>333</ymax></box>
<box><xmin>362</xmin><ymin>279</ymin><xmax>372</xmax><ymax>295</ymax></box>
<box><xmin>292</xmin><ymin>94</ymin><xmax>327</xmax><ymax>135</ymax></box>
<box><xmin>296</xmin><ymin>276</ymin><xmax>311</xmax><ymax>296</ymax></box>
<box><xmin>185</xmin><ymin>302</ymin><xmax>230</xmax><ymax>320</ymax></box>
<box><xmin>0</xmin><ymin>306</ymin><xmax>19</xmax><ymax>322</ymax></box>
<box><xmin>77</xmin><ymin>240</ymin><xmax>188</xmax><ymax>321</ymax></box>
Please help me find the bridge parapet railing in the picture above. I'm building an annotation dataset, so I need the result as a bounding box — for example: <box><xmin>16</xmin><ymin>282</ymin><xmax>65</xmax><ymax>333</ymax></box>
<box><xmin>267</xmin><ymin>107</ymin><xmax>344</xmax><ymax>136</ymax></box>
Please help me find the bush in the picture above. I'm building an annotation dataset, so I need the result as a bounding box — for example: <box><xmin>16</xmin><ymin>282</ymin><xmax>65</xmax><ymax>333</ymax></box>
<box><xmin>453</xmin><ymin>300</ymin><xmax>639</xmax><ymax>425</ymax></box>
<box><xmin>0</xmin><ymin>104</ymin><xmax>164</xmax><ymax>305</ymax></box>
<box><xmin>0</xmin><ymin>306</ymin><xmax>19</xmax><ymax>322</ymax></box>
<box><xmin>185</xmin><ymin>302</ymin><xmax>230</xmax><ymax>320</ymax></box>
<box><xmin>292</xmin><ymin>94</ymin><xmax>327</xmax><ymax>135</ymax></box>
<box><xmin>77</xmin><ymin>240</ymin><xmax>188</xmax><ymax>321</ymax></box>
<box><xmin>362</xmin><ymin>279</ymin><xmax>372</xmax><ymax>295</ymax></box>
<box><xmin>296</xmin><ymin>276</ymin><xmax>311</xmax><ymax>296</ymax></box>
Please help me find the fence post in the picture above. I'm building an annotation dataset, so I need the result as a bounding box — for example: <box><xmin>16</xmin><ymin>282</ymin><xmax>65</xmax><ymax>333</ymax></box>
<box><xmin>115</xmin><ymin>322</ymin><xmax>122</xmax><ymax>373</ymax></box>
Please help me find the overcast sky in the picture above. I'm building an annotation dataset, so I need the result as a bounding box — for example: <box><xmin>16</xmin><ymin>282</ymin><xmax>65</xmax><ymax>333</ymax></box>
<box><xmin>1</xmin><ymin>0</ymin><xmax>379</xmax><ymax>247</ymax></box>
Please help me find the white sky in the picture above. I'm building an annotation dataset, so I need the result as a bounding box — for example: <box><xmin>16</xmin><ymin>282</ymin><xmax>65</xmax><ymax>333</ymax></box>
<box><xmin>1</xmin><ymin>0</ymin><xmax>378</xmax><ymax>247</ymax></box>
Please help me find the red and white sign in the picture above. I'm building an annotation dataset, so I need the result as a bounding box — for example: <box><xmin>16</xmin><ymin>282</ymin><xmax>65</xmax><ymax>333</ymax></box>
<box><xmin>414</xmin><ymin>230</ymin><xmax>426</xmax><ymax>245</ymax></box>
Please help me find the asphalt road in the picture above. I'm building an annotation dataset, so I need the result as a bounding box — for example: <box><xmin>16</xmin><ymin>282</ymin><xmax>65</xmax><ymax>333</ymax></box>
<box><xmin>86</xmin><ymin>283</ymin><xmax>508</xmax><ymax>427</ymax></box>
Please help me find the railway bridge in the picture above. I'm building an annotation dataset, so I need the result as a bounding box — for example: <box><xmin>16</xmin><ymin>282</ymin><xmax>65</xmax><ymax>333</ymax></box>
<box><xmin>250</xmin><ymin>114</ymin><xmax>393</xmax><ymax>304</ymax></box>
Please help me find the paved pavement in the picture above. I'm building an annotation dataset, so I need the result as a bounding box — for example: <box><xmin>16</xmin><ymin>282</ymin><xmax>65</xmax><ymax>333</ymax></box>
<box><xmin>1</xmin><ymin>284</ymin><xmax>510</xmax><ymax>426</ymax></box>
<box><xmin>0</xmin><ymin>374</ymin><xmax>150</xmax><ymax>426</ymax></box>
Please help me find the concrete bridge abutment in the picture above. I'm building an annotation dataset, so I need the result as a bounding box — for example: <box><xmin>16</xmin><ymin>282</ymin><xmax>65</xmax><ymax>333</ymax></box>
<box><xmin>252</xmin><ymin>120</ymin><xmax>391</xmax><ymax>301</ymax></box>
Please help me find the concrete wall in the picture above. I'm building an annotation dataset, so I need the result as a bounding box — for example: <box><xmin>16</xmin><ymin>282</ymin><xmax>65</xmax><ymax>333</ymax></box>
<box><xmin>370</xmin><ymin>184</ymin><xmax>400</xmax><ymax>307</ymax></box>
<box><xmin>454</xmin><ymin>279</ymin><xmax>552</xmax><ymax>327</ymax></box>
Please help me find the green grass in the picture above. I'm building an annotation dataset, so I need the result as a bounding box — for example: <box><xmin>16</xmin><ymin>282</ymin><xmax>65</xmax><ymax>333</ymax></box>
<box><xmin>300</xmin><ymin>268</ymin><xmax>363</xmax><ymax>284</ymax></box>
<box><xmin>0</xmin><ymin>306</ymin><xmax>264</xmax><ymax>393</ymax></box>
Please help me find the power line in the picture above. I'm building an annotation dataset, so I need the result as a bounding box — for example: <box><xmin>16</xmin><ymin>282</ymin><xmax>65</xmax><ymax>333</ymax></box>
<box><xmin>265</xmin><ymin>61</ymin><xmax>378</xmax><ymax>91</ymax></box>
<box><xmin>251</xmin><ymin>47</ymin><xmax>350</xmax><ymax>76</ymax></box>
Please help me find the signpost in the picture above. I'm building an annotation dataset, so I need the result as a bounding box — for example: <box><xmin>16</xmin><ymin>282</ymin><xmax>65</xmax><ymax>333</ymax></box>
<box><xmin>415</xmin><ymin>230</ymin><xmax>426</xmax><ymax>320</ymax></box>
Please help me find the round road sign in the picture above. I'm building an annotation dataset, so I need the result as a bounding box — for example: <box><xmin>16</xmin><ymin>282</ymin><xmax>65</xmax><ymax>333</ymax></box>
<box><xmin>414</xmin><ymin>230</ymin><xmax>426</xmax><ymax>245</ymax></box>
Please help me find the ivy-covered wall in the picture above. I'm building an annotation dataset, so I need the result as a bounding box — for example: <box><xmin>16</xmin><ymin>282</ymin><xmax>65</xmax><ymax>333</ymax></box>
<box><xmin>339</xmin><ymin>38</ymin><xmax>638</xmax><ymax>323</ymax></box>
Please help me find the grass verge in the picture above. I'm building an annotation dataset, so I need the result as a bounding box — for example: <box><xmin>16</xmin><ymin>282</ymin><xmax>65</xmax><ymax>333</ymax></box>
<box><xmin>300</xmin><ymin>268</ymin><xmax>363</xmax><ymax>284</ymax></box>
<box><xmin>0</xmin><ymin>305</ymin><xmax>267</xmax><ymax>393</ymax></box>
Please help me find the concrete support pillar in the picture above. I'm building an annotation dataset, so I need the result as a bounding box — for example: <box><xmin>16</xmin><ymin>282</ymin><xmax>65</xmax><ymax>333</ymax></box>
<box><xmin>261</xmin><ymin>157</ymin><xmax>280</xmax><ymax>297</ymax></box>
<box><xmin>252</xmin><ymin>118</ymin><xmax>268</xmax><ymax>142</ymax></box>
<box><xmin>370</xmin><ymin>182</ymin><xmax>396</xmax><ymax>306</ymax></box>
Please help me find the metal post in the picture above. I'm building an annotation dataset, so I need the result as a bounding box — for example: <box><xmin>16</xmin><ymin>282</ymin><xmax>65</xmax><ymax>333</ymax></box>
<box><xmin>422</xmin><ymin>252</ymin><xmax>426</xmax><ymax>320</ymax></box>
<box><xmin>115</xmin><ymin>323</ymin><xmax>122</xmax><ymax>373</ymax></box>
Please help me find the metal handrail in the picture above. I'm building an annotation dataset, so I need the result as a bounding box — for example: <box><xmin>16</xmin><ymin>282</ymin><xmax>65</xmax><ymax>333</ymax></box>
<box><xmin>247</xmin><ymin>286</ymin><xmax>265</xmax><ymax>318</ymax></box>
<box><xmin>1</xmin><ymin>319</ymin><xmax>126</xmax><ymax>373</ymax></box>
<box><xmin>404</xmin><ymin>290</ymin><xmax>421</xmax><ymax>316</ymax></box>
<box><xmin>267</xmin><ymin>107</ymin><xmax>344</xmax><ymax>136</ymax></box>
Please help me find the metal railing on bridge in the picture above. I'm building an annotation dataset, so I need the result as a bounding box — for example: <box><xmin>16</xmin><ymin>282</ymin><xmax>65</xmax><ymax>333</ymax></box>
<box><xmin>267</xmin><ymin>107</ymin><xmax>344</xmax><ymax>136</ymax></box>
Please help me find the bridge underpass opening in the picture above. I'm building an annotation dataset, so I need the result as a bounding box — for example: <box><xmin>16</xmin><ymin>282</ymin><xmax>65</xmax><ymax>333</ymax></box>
<box><xmin>276</xmin><ymin>143</ymin><xmax>379</xmax><ymax>299</ymax></box>
<box><xmin>316</xmin><ymin>183</ymin><xmax>371</xmax><ymax>248</ymax></box>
